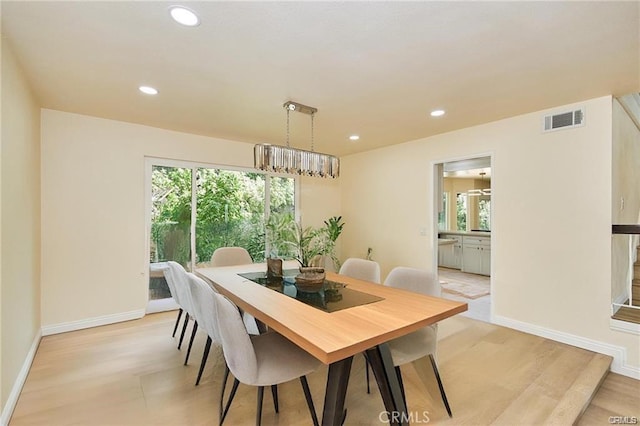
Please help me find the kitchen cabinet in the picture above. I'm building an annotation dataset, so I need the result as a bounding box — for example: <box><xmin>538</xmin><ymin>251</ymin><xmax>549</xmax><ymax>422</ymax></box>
<box><xmin>462</xmin><ymin>236</ymin><xmax>491</xmax><ymax>275</ymax></box>
<box><xmin>438</xmin><ymin>234</ymin><xmax>463</xmax><ymax>269</ymax></box>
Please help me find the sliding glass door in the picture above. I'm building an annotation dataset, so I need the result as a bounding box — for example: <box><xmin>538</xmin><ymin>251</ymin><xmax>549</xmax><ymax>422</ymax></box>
<box><xmin>150</xmin><ymin>166</ymin><xmax>192</xmax><ymax>301</ymax></box>
<box><xmin>147</xmin><ymin>159</ymin><xmax>297</xmax><ymax>310</ymax></box>
<box><xmin>195</xmin><ymin>169</ymin><xmax>266</xmax><ymax>266</ymax></box>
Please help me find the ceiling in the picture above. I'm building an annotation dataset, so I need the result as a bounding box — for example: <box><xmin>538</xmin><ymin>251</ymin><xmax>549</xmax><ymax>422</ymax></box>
<box><xmin>2</xmin><ymin>1</ymin><xmax>638</xmax><ymax>157</ymax></box>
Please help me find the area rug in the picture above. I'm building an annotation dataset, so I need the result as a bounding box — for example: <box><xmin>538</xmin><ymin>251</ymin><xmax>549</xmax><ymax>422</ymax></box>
<box><xmin>440</xmin><ymin>280</ymin><xmax>490</xmax><ymax>299</ymax></box>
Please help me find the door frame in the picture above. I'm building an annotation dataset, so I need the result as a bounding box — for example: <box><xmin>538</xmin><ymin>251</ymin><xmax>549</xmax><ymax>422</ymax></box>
<box><xmin>431</xmin><ymin>152</ymin><xmax>494</xmax><ymax>322</ymax></box>
<box><xmin>143</xmin><ymin>156</ymin><xmax>300</xmax><ymax>313</ymax></box>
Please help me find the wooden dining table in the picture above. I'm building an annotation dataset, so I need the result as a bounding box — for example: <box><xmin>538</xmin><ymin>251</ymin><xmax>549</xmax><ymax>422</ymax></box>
<box><xmin>196</xmin><ymin>261</ymin><xmax>467</xmax><ymax>426</ymax></box>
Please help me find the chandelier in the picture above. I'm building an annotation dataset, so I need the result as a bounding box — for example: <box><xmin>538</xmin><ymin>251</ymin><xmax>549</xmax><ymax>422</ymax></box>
<box><xmin>254</xmin><ymin>101</ymin><xmax>340</xmax><ymax>178</ymax></box>
<box><xmin>468</xmin><ymin>172</ymin><xmax>491</xmax><ymax>196</ymax></box>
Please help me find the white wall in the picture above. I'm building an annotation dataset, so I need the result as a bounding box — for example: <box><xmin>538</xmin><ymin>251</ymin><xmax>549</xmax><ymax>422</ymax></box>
<box><xmin>40</xmin><ymin>110</ymin><xmax>340</xmax><ymax>329</ymax></box>
<box><xmin>1</xmin><ymin>37</ymin><xmax>42</xmax><ymax>414</ymax></box>
<box><xmin>341</xmin><ymin>96</ymin><xmax>639</xmax><ymax>376</ymax></box>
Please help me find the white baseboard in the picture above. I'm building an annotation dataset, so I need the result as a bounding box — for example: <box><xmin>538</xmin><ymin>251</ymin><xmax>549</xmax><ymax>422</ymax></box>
<box><xmin>0</xmin><ymin>330</ymin><xmax>42</xmax><ymax>426</ymax></box>
<box><xmin>610</xmin><ymin>318</ymin><xmax>640</xmax><ymax>336</ymax></box>
<box><xmin>493</xmin><ymin>314</ymin><xmax>640</xmax><ymax>380</ymax></box>
<box><xmin>612</xmin><ymin>292</ymin><xmax>630</xmax><ymax>314</ymax></box>
<box><xmin>146</xmin><ymin>298</ymin><xmax>179</xmax><ymax>314</ymax></box>
<box><xmin>41</xmin><ymin>309</ymin><xmax>145</xmax><ymax>336</ymax></box>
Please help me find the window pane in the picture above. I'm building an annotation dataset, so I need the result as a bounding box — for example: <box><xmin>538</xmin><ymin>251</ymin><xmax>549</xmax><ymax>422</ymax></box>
<box><xmin>195</xmin><ymin>169</ymin><xmax>266</xmax><ymax>264</ymax></box>
<box><xmin>438</xmin><ymin>193</ymin><xmax>448</xmax><ymax>231</ymax></box>
<box><xmin>456</xmin><ymin>193</ymin><xmax>467</xmax><ymax>231</ymax></box>
<box><xmin>150</xmin><ymin>166</ymin><xmax>192</xmax><ymax>299</ymax></box>
<box><xmin>478</xmin><ymin>198</ymin><xmax>491</xmax><ymax>231</ymax></box>
<box><xmin>270</xmin><ymin>176</ymin><xmax>295</xmax><ymax>216</ymax></box>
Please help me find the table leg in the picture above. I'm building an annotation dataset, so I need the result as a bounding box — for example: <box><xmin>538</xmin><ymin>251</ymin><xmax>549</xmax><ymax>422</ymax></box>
<box><xmin>365</xmin><ymin>344</ymin><xmax>409</xmax><ymax>426</ymax></box>
<box><xmin>321</xmin><ymin>356</ymin><xmax>353</xmax><ymax>426</ymax></box>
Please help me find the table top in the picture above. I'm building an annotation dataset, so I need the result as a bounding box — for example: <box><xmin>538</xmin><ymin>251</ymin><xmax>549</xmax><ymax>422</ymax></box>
<box><xmin>196</xmin><ymin>262</ymin><xmax>467</xmax><ymax>364</ymax></box>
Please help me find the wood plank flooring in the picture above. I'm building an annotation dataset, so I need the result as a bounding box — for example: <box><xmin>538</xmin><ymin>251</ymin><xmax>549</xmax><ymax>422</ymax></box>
<box><xmin>612</xmin><ymin>305</ymin><xmax>640</xmax><ymax>324</ymax></box>
<box><xmin>579</xmin><ymin>372</ymin><xmax>640</xmax><ymax>425</ymax></box>
<box><xmin>9</xmin><ymin>311</ymin><xmax>632</xmax><ymax>425</ymax></box>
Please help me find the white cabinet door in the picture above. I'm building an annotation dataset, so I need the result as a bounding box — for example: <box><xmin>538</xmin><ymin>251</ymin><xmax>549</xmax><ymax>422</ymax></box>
<box><xmin>462</xmin><ymin>236</ymin><xmax>491</xmax><ymax>276</ymax></box>
<box><xmin>452</xmin><ymin>243</ymin><xmax>463</xmax><ymax>269</ymax></box>
<box><xmin>481</xmin><ymin>246</ymin><xmax>491</xmax><ymax>276</ymax></box>
<box><xmin>440</xmin><ymin>235</ymin><xmax>462</xmax><ymax>269</ymax></box>
<box><xmin>462</xmin><ymin>245</ymin><xmax>483</xmax><ymax>274</ymax></box>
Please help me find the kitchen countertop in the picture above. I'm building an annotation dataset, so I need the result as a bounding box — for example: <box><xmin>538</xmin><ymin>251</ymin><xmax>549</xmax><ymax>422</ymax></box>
<box><xmin>438</xmin><ymin>238</ymin><xmax>457</xmax><ymax>246</ymax></box>
<box><xmin>438</xmin><ymin>230</ymin><xmax>491</xmax><ymax>237</ymax></box>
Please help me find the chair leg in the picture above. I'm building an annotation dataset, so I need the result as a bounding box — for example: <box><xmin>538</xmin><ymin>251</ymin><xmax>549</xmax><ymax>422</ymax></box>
<box><xmin>172</xmin><ymin>308</ymin><xmax>183</xmax><ymax>337</ymax></box>
<box><xmin>270</xmin><ymin>385</ymin><xmax>279</xmax><ymax>413</ymax></box>
<box><xmin>184</xmin><ymin>321</ymin><xmax>198</xmax><ymax>365</ymax></box>
<box><xmin>429</xmin><ymin>354</ymin><xmax>452</xmax><ymax>417</ymax></box>
<box><xmin>195</xmin><ymin>336</ymin><xmax>212</xmax><ymax>386</ymax></box>
<box><xmin>365</xmin><ymin>356</ymin><xmax>371</xmax><ymax>394</ymax></box>
<box><xmin>220</xmin><ymin>377</ymin><xmax>239</xmax><ymax>426</ymax></box>
<box><xmin>395</xmin><ymin>366</ymin><xmax>406</xmax><ymax>405</ymax></box>
<box><xmin>300</xmin><ymin>376</ymin><xmax>319</xmax><ymax>426</ymax></box>
<box><xmin>178</xmin><ymin>313</ymin><xmax>190</xmax><ymax>349</ymax></box>
<box><xmin>219</xmin><ymin>365</ymin><xmax>230</xmax><ymax>420</ymax></box>
<box><xmin>256</xmin><ymin>386</ymin><xmax>264</xmax><ymax>426</ymax></box>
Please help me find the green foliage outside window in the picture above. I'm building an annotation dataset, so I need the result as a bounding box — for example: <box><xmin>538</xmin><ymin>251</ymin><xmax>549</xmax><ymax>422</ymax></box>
<box><xmin>151</xmin><ymin>166</ymin><xmax>295</xmax><ymax>267</ymax></box>
<box><xmin>456</xmin><ymin>193</ymin><xmax>467</xmax><ymax>231</ymax></box>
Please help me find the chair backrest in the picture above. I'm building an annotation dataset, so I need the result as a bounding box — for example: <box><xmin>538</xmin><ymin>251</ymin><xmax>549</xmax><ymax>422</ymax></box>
<box><xmin>339</xmin><ymin>258</ymin><xmax>381</xmax><ymax>284</ymax></box>
<box><xmin>212</xmin><ymin>292</ymin><xmax>258</xmax><ymax>384</ymax></box>
<box><xmin>384</xmin><ymin>266</ymin><xmax>440</xmax><ymax>297</ymax></box>
<box><xmin>210</xmin><ymin>247</ymin><xmax>253</xmax><ymax>267</ymax></box>
<box><xmin>161</xmin><ymin>263</ymin><xmax>180</xmax><ymax>304</ymax></box>
<box><xmin>186</xmin><ymin>273</ymin><xmax>221</xmax><ymax>342</ymax></box>
<box><xmin>166</xmin><ymin>261</ymin><xmax>195</xmax><ymax>315</ymax></box>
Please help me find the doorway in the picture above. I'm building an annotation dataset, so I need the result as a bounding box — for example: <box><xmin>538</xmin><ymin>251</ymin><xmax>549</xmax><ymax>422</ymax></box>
<box><xmin>434</xmin><ymin>155</ymin><xmax>492</xmax><ymax>322</ymax></box>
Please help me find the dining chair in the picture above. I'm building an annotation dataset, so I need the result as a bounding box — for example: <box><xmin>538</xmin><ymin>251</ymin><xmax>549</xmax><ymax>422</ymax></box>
<box><xmin>185</xmin><ymin>272</ymin><xmax>223</xmax><ymax>386</ymax></box>
<box><xmin>338</xmin><ymin>257</ymin><xmax>381</xmax><ymax>393</ymax></box>
<box><xmin>209</xmin><ymin>246</ymin><xmax>261</xmax><ymax>334</ymax></box>
<box><xmin>161</xmin><ymin>263</ymin><xmax>184</xmax><ymax>339</ymax></box>
<box><xmin>166</xmin><ymin>261</ymin><xmax>199</xmax><ymax>362</ymax></box>
<box><xmin>210</xmin><ymin>247</ymin><xmax>253</xmax><ymax>267</ymax></box>
<box><xmin>212</xmin><ymin>291</ymin><xmax>321</xmax><ymax>426</ymax></box>
<box><xmin>383</xmin><ymin>266</ymin><xmax>453</xmax><ymax>417</ymax></box>
<box><xmin>339</xmin><ymin>257</ymin><xmax>381</xmax><ymax>284</ymax></box>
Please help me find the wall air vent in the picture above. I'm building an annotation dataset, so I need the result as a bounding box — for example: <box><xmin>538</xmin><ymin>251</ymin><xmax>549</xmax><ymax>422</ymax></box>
<box><xmin>543</xmin><ymin>108</ymin><xmax>585</xmax><ymax>132</ymax></box>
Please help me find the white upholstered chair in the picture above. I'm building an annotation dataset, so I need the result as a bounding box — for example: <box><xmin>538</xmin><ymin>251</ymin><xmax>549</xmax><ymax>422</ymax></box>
<box><xmin>161</xmin><ymin>263</ymin><xmax>185</xmax><ymax>339</ymax></box>
<box><xmin>165</xmin><ymin>261</ymin><xmax>198</xmax><ymax>358</ymax></box>
<box><xmin>210</xmin><ymin>247</ymin><xmax>253</xmax><ymax>267</ymax></box>
<box><xmin>383</xmin><ymin>266</ymin><xmax>452</xmax><ymax>417</ymax></box>
<box><xmin>339</xmin><ymin>258</ymin><xmax>381</xmax><ymax>284</ymax></box>
<box><xmin>338</xmin><ymin>257</ymin><xmax>381</xmax><ymax>392</ymax></box>
<box><xmin>186</xmin><ymin>272</ymin><xmax>223</xmax><ymax>385</ymax></box>
<box><xmin>209</xmin><ymin>246</ymin><xmax>260</xmax><ymax>334</ymax></box>
<box><xmin>212</xmin><ymin>291</ymin><xmax>321</xmax><ymax>426</ymax></box>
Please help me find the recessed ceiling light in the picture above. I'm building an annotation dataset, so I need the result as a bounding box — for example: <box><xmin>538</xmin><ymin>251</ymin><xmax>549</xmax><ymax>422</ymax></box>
<box><xmin>139</xmin><ymin>86</ymin><xmax>158</xmax><ymax>95</ymax></box>
<box><xmin>349</xmin><ymin>135</ymin><xmax>360</xmax><ymax>141</ymax></box>
<box><xmin>169</xmin><ymin>6</ymin><xmax>200</xmax><ymax>27</ymax></box>
<box><xmin>430</xmin><ymin>109</ymin><xmax>446</xmax><ymax>117</ymax></box>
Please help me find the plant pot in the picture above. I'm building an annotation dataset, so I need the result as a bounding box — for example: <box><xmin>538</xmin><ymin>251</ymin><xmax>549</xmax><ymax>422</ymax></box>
<box><xmin>266</xmin><ymin>257</ymin><xmax>283</xmax><ymax>279</ymax></box>
<box><xmin>295</xmin><ymin>267</ymin><xmax>325</xmax><ymax>292</ymax></box>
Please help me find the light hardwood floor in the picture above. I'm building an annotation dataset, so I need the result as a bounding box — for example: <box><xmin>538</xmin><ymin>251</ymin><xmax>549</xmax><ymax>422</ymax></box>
<box><xmin>9</xmin><ymin>311</ymin><xmax>638</xmax><ymax>425</ymax></box>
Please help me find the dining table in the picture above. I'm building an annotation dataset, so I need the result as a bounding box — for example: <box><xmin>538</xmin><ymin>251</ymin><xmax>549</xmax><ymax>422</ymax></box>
<box><xmin>196</xmin><ymin>261</ymin><xmax>467</xmax><ymax>426</ymax></box>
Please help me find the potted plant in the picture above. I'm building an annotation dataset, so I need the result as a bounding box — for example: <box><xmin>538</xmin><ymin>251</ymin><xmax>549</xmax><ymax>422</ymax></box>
<box><xmin>266</xmin><ymin>213</ymin><xmax>345</xmax><ymax>290</ymax></box>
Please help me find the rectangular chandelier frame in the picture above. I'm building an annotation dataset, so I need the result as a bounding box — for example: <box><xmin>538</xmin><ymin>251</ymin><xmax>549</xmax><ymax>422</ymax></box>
<box><xmin>254</xmin><ymin>143</ymin><xmax>340</xmax><ymax>178</ymax></box>
<box><xmin>253</xmin><ymin>100</ymin><xmax>340</xmax><ymax>178</ymax></box>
